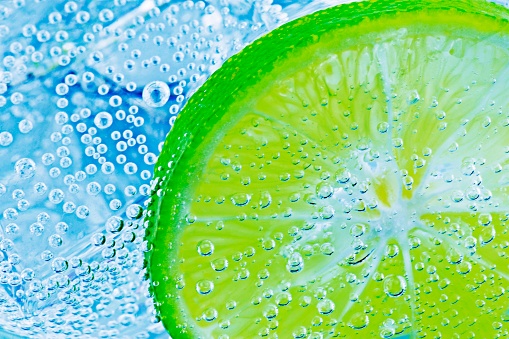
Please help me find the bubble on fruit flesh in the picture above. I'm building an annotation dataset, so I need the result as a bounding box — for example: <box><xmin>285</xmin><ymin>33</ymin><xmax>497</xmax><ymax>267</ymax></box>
<box><xmin>146</xmin><ymin>1</ymin><xmax>509</xmax><ymax>338</ymax></box>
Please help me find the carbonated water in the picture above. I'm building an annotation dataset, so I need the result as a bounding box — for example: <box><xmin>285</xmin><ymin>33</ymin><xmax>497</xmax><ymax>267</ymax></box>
<box><xmin>0</xmin><ymin>0</ymin><xmax>338</xmax><ymax>337</ymax></box>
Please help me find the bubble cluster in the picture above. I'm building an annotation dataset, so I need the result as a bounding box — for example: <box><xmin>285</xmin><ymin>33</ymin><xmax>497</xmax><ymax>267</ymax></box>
<box><xmin>0</xmin><ymin>0</ymin><xmax>301</xmax><ymax>337</ymax></box>
<box><xmin>145</xmin><ymin>1</ymin><xmax>509</xmax><ymax>337</ymax></box>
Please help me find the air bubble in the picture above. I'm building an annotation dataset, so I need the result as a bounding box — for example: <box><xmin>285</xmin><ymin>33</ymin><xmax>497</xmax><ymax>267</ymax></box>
<box><xmin>320</xmin><ymin>243</ymin><xmax>334</xmax><ymax>255</ymax></box>
<box><xmin>316</xmin><ymin>182</ymin><xmax>333</xmax><ymax>199</ymax></box>
<box><xmin>109</xmin><ymin>199</ymin><xmax>122</xmax><ymax>210</ymax></box>
<box><xmin>350</xmin><ymin>223</ymin><xmax>366</xmax><ymax>237</ymax></box>
<box><xmin>106</xmin><ymin>216</ymin><xmax>124</xmax><ymax>233</ymax></box>
<box><xmin>48</xmin><ymin>234</ymin><xmax>63</xmax><ymax>247</ymax></box>
<box><xmin>5</xmin><ymin>223</ymin><xmax>19</xmax><ymax>235</ymax></box>
<box><xmin>0</xmin><ymin>132</ymin><xmax>13</xmax><ymax>146</ymax></box>
<box><xmin>109</xmin><ymin>95</ymin><xmax>122</xmax><ymax>107</ymax></box>
<box><xmin>3</xmin><ymin>208</ymin><xmax>18</xmax><ymax>220</ymax></box>
<box><xmin>55</xmin><ymin>222</ymin><xmax>68</xmax><ymax>234</ymax></box>
<box><xmin>15</xmin><ymin>158</ymin><xmax>36</xmax><ymax>179</ymax></box>
<box><xmin>202</xmin><ymin>308</ymin><xmax>218</xmax><ymax>322</ymax></box>
<box><xmin>464</xmin><ymin>236</ymin><xmax>477</xmax><ymax>249</ymax></box>
<box><xmin>317</xmin><ymin>299</ymin><xmax>335</xmax><ymax>315</ymax></box>
<box><xmin>383</xmin><ymin>275</ymin><xmax>407</xmax><ymax>297</ymax></box>
<box><xmin>91</xmin><ymin>233</ymin><xmax>106</xmax><ymax>246</ymax></box>
<box><xmin>99</xmin><ymin>9</ymin><xmax>114</xmax><ymax>22</ymax></box>
<box><xmin>377</xmin><ymin>122</ymin><xmax>389</xmax><ymax>133</ymax></box>
<box><xmin>197</xmin><ymin>240</ymin><xmax>214</xmax><ymax>256</ymax></box>
<box><xmin>231</xmin><ymin>193</ymin><xmax>251</xmax><ymax>206</ymax></box>
<box><xmin>21</xmin><ymin>268</ymin><xmax>34</xmax><ymax>282</ymax></box>
<box><xmin>76</xmin><ymin>205</ymin><xmax>90</xmax><ymax>219</ymax></box>
<box><xmin>86</xmin><ymin>182</ymin><xmax>101</xmax><ymax>196</ymax></box>
<box><xmin>126</xmin><ymin>204</ymin><xmax>143</xmax><ymax>219</ymax></box>
<box><xmin>48</xmin><ymin>189</ymin><xmax>64</xmax><ymax>204</ymax></box>
<box><xmin>348</xmin><ymin>312</ymin><xmax>369</xmax><ymax>330</ymax></box>
<box><xmin>51</xmin><ymin>257</ymin><xmax>68</xmax><ymax>273</ymax></box>
<box><xmin>286</xmin><ymin>252</ymin><xmax>303</xmax><ymax>273</ymax></box>
<box><xmin>226</xmin><ymin>300</ymin><xmax>237</xmax><ymax>310</ymax></box>
<box><xmin>10</xmin><ymin>92</ymin><xmax>24</xmax><ymax>104</ymax></box>
<box><xmin>262</xmin><ymin>239</ymin><xmax>275</xmax><ymax>251</ymax></box>
<box><xmin>94</xmin><ymin>112</ymin><xmax>113</xmax><ymax>129</ymax></box>
<box><xmin>480</xmin><ymin>226</ymin><xmax>495</xmax><ymax>245</ymax></box>
<box><xmin>142</xmin><ymin>81</ymin><xmax>170</xmax><ymax>107</ymax></box>
<box><xmin>478</xmin><ymin>213</ymin><xmax>492</xmax><ymax>226</ymax></box>
<box><xmin>385</xmin><ymin>244</ymin><xmax>399</xmax><ymax>258</ymax></box>
<box><xmin>196</xmin><ymin>280</ymin><xmax>214</xmax><ymax>294</ymax></box>
<box><xmin>211</xmin><ymin>257</ymin><xmax>228</xmax><ymax>272</ymax></box>
<box><xmin>29</xmin><ymin>221</ymin><xmax>44</xmax><ymax>236</ymax></box>
<box><xmin>446</xmin><ymin>248</ymin><xmax>463</xmax><ymax>264</ymax></box>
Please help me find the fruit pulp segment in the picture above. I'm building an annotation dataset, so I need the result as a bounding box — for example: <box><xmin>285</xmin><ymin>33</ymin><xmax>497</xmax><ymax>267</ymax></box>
<box><xmin>147</xmin><ymin>1</ymin><xmax>509</xmax><ymax>338</ymax></box>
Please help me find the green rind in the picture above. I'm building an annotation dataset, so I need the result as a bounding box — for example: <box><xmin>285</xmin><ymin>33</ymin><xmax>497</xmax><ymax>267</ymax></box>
<box><xmin>144</xmin><ymin>0</ymin><xmax>509</xmax><ymax>337</ymax></box>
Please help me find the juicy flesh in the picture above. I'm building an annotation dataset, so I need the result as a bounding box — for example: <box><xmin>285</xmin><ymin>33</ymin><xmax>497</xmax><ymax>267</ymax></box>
<box><xmin>151</xmin><ymin>8</ymin><xmax>509</xmax><ymax>339</ymax></box>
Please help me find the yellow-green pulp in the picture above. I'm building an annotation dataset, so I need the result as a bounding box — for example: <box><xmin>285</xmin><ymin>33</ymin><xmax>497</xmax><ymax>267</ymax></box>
<box><xmin>146</xmin><ymin>0</ymin><xmax>509</xmax><ymax>337</ymax></box>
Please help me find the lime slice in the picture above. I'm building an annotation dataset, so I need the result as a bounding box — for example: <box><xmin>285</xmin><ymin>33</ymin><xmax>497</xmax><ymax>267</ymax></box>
<box><xmin>146</xmin><ymin>0</ymin><xmax>509</xmax><ymax>337</ymax></box>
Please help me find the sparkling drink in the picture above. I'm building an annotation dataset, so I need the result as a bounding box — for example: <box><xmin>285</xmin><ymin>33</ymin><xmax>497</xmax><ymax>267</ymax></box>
<box><xmin>0</xmin><ymin>0</ymin><xmax>321</xmax><ymax>337</ymax></box>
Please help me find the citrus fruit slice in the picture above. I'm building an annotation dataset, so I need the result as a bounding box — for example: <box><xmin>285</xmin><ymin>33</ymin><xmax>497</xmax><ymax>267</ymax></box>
<box><xmin>146</xmin><ymin>0</ymin><xmax>509</xmax><ymax>337</ymax></box>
